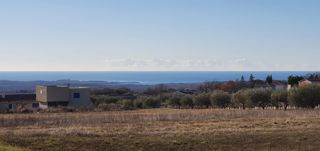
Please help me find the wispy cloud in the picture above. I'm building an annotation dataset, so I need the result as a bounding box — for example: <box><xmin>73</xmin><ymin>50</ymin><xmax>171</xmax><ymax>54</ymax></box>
<box><xmin>103</xmin><ymin>58</ymin><xmax>320</xmax><ymax>71</ymax></box>
<box><xmin>104</xmin><ymin>58</ymin><xmax>259</xmax><ymax>71</ymax></box>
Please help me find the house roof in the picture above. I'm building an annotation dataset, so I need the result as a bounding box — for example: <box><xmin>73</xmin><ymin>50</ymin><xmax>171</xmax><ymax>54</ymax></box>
<box><xmin>308</xmin><ymin>79</ymin><xmax>320</xmax><ymax>82</ymax></box>
<box><xmin>299</xmin><ymin>79</ymin><xmax>309</xmax><ymax>82</ymax></box>
<box><xmin>38</xmin><ymin>85</ymin><xmax>89</xmax><ymax>89</ymax></box>
<box><xmin>69</xmin><ymin>87</ymin><xmax>90</xmax><ymax>90</ymax></box>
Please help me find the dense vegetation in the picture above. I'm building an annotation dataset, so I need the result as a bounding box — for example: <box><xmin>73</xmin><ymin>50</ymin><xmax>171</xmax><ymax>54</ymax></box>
<box><xmin>91</xmin><ymin>73</ymin><xmax>320</xmax><ymax>111</ymax></box>
<box><xmin>91</xmin><ymin>85</ymin><xmax>320</xmax><ymax>111</ymax></box>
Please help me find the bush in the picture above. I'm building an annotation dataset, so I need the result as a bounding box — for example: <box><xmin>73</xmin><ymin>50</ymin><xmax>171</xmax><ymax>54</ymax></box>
<box><xmin>247</xmin><ymin>88</ymin><xmax>271</xmax><ymax>109</ymax></box>
<box><xmin>144</xmin><ymin>98</ymin><xmax>161</xmax><ymax>108</ymax></box>
<box><xmin>92</xmin><ymin>87</ymin><xmax>133</xmax><ymax>95</ymax></box>
<box><xmin>159</xmin><ymin>93</ymin><xmax>172</xmax><ymax>105</ymax></box>
<box><xmin>232</xmin><ymin>89</ymin><xmax>249</xmax><ymax>109</ymax></box>
<box><xmin>120</xmin><ymin>99</ymin><xmax>134</xmax><ymax>110</ymax></box>
<box><xmin>288</xmin><ymin>84</ymin><xmax>320</xmax><ymax>108</ymax></box>
<box><xmin>193</xmin><ymin>93</ymin><xmax>210</xmax><ymax>108</ymax></box>
<box><xmin>135</xmin><ymin>96</ymin><xmax>161</xmax><ymax>109</ymax></box>
<box><xmin>91</xmin><ymin>95</ymin><xmax>120</xmax><ymax>106</ymax></box>
<box><xmin>271</xmin><ymin>90</ymin><xmax>288</xmax><ymax>110</ymax></box>
<box><xmin>180</xmin><ymin>95</ymin><xmax>194</xmax><ymax>108</ymax></box>
<box><xmin>134</xmin><ymin>99</ymin><xmax>143</xmax><ymax>109</ymax></box>
<box><xmin>96</xmin><ymin>103</ymin><xmax>123</xmax><ymax>111</ymax></box>
<box><xmin>210</xmin><ymin>91</ymin><xmax>231</xmax><ymax>108</ymax></box>
<box><xmin>167</xmin><ymin>94</ymin><xmax>182</xmax><ymax>107</ymax></box>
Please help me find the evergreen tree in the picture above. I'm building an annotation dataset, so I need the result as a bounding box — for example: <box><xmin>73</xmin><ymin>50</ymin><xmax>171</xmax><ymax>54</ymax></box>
<box><xmin>288</xmin><ymin>75</ymin><xmax>304</xmax><ymax>86</ymax></box>
<box><xmin>240</xmin><ymin>75</ymin><xmax>245</xmax><ymax>82</ymax></box>
<box><xmin>249</xmin><ymin>74</ymin><xmax>255</xmax><ymax>82</ymax></box>
<box><xmin>266</xmin><ymin>75</ymin><xmax>273</xmax><ymax>84</ymax></box>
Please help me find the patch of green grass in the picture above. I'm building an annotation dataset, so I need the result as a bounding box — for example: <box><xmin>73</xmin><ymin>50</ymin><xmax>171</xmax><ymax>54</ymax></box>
<box><xmin>0</xmin><ymin>143</ymin><xmax>28</xmax><ymax>151</ymax></box>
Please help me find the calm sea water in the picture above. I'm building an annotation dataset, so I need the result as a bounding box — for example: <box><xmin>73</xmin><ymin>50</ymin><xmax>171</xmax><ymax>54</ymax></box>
<box><xmin>0</xmin><ymin>71</ymin><xmax>312</xmax><ymax>84</ymax></box>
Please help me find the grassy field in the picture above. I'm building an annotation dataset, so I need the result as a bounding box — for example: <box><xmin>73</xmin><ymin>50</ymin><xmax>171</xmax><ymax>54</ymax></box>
<box><xmin>0</xmin><ymin>109</ymin><xmax>319</xmax><ymax>151</ymax></box>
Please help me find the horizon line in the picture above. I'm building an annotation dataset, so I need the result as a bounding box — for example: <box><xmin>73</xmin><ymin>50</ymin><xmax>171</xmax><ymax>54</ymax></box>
<box><xmin>0</xmin><ymin>70</ymin><xmax>316</xmax><ymax>72</ymax></box>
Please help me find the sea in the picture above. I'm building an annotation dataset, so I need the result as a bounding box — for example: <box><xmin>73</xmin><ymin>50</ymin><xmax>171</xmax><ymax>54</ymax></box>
<box><xmin>0</xmin><ymin>71</ymin><xmax>313</xmax><ymax>84</ymax></box>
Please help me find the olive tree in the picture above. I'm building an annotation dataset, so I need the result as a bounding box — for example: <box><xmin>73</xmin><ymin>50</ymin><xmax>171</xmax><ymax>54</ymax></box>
<box><xmin>167</xmin><ymin>94</ymin><xmax>181</xmax><ymax>108</ymax></box>
<box><xmin>180</xmin><ymin>95</ymin><xmax>194</xmax><ymax>108</ymax></box>
<box><xmin>193</xmin><ymin>93</ymin><xmax>210</xmax><ymax>108</ymax></box>
<box><xmin>271</xmin><ymin>90</ymin><xmax>288</xmax><ymax>110</ymax></box>
<box><xmin>135</xmin><ymin>96</ymin><xmax>161</xmax><ymax>109</ymax></box>
<box><xmin>120</xmin><ymin>99</ymin><xmax>134</xmax><ymax>110</ymax></box>
<box><xmin>232</xmin><ymin>89</ymin><xmax>249</xmax><ymax>109</ymax></box>
<box><xmin>210</xmin><ymin>90</ymin><xmax>231</xmax><ymax>108</ymax></box>
<box><xmin>247</xmin><ymin>88</ymin><xmax>272</xmax><ymax>109</ymax></box>
<box><xmin>288</xmin><ymin>85</ymin><xmax>320</xmax><ymax>108</ymax></box>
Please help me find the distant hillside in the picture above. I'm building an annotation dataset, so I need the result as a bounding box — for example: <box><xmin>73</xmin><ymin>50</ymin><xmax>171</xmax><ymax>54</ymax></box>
<box><xmin>0</xmin><ymin>80</ymin><xmax>202</xmax><ymax>93</ymax></box>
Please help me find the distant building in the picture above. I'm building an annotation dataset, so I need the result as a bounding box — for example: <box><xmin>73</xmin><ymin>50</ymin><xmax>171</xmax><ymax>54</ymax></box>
<box><xmin>298</xmin><ymin>79</ymin><xmax>320</xmax><ymax>87</ymax></box>
<box><xmin>0</xmin><ymin>93</ymin><xmax>38</xmax><ymax>112</ymax></box>
<box><xmin>287</xmin><ymin>79</ymin><xmax>320</xmax><ymax>90</ymax></box>
<box><xmin>253</xmin><ymin>80</ymin><xmax>269</xmax><ymax>88</ymax></box>
<box><xmin>298</xmin><ymin>79</ymin><xmax>312</xmax><ymax>87</ymax></box>
<box><xmin>270</xmin><ymin>81</ymin><xmax>287</xmax><ymax>91</ymax></box>
<box><xmin>36</xmin><ymin>86</ymin><xmax>93</xmax><ymax>109</ymax></box>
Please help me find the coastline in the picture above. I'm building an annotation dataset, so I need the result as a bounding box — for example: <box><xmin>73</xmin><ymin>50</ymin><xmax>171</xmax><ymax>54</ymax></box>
<box><xmin>0</xmin><ymin>80</ymin><xmax>204</xmax><ymax>93</ymax></box>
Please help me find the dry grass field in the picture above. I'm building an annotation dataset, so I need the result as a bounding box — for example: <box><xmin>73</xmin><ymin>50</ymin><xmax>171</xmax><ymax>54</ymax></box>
<box><xmin>0</xmin><ymin>109</ymin><xmax>320</xmax><ymax>151</ymax></box>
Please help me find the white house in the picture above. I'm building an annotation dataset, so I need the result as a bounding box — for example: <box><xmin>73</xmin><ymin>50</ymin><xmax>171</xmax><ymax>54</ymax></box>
<box><xmin>36</xmin><ymin>85</ymin><xmax>93</xmax><ymax>109</ymax></box>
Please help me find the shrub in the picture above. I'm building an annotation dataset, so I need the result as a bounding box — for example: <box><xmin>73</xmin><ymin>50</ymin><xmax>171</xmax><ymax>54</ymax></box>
<box><xmin>180</xmin><ymin>95</ymin><xmax>194</xmax><ymax>108</ymax></box>
<box><xmin>193</xmin><ymin>93</ymin><xmax>210</xmax><ymax>108</ymax></box>
<box><xmin>135</xmin><ymin>96</ymin><xmax>161</xmax><ymax>109</ymax></box>
<box><xmin>210</xmin><ymin>90</ymin><xmax>231</xmax><ymax>108</ymax></box>
<box><xmin>144</xmin><ymin>98</ymin><xmax>161</xmax><ymax>108</ymax></box>
<box><xmin>159</xmin><ymin>93</ymin><xmax>172</xmax><ymax>105</ymax></box>
<box><xmin>167</xmin><ymin>94</ymin><xmax>181</xmax><ymax>107</ymax></box>
<box><xmin>96</xmin><ymin>103</ymin><xmax>123</xmax><ymax>111</ymax></box>
<box><xmin>288</xmin><ymin>84</ymin><xmax>320</xmax><ymax>108</ymax></box>
<box><xmin>232</xmin><ymin>89</ymin><xmax>249</xmax><ymax>109</ymax></box>
<box><xmin>91</xmin><ymin>95</ymin><xmax>120</xmax><ymax>106</ymax></box>
<box><xmin>271</xmin><ymin>90</ymin><xmax>288</xmax><ymax>110</ymax></box>
<box><xmin>120</xmin><ymin>99</ymin><xmax>134</xmax><ymax>110</ymax></box>
<box><xmin>133</xmin><ymin>99</ymin><xmax>143</xmax><ymax>109</ymax></box>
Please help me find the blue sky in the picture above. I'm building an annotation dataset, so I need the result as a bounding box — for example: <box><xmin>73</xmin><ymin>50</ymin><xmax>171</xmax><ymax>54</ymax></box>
<box><xmin>0</xmin><ymin>0</ymin><xmax>319</xmax><ymax>71</ymax></box>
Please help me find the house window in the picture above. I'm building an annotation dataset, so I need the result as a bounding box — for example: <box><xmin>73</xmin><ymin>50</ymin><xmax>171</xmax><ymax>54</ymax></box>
<box><xmin>32</xmin><ymin>103</ymin><xmax>39</xmax><ymax>108</ymax></box>
<box><xmin>8</xmin><ymin>104</ymin><xmax>13</xmax><ymax>110</ymax></box>
<box><xmin>73</xmin><ymin>93</ymin><xmax>80</xmax><ymax>99</ymax></box>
